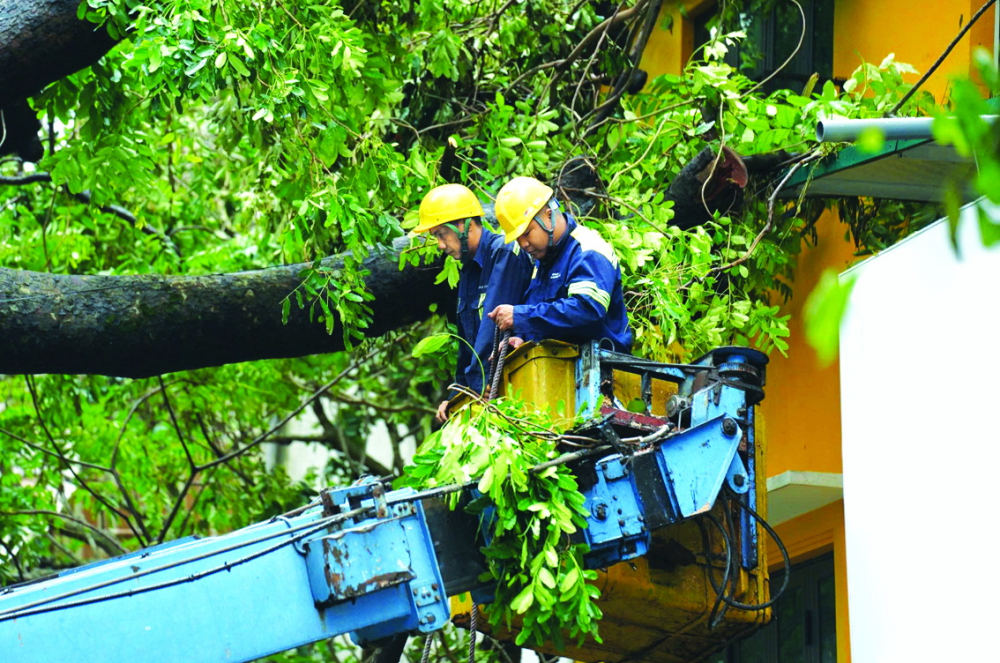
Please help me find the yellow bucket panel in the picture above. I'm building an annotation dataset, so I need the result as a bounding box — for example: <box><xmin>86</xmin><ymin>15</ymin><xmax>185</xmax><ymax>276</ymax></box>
<box><xmin>500</xmin><ymin>341</ymin><xmax>580</xmax><ymax>421</ymax></box>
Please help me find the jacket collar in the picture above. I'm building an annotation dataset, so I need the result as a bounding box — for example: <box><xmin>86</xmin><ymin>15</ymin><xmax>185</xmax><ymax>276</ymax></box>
<box><xmin>540</xmin><ymin>214</ymin><xmax>576</xmax><ymax>266</ymax></box>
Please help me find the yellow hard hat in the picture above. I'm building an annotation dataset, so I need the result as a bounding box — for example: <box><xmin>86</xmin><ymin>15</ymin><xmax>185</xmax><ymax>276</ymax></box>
<box><xmin>495</xmin><ymin>176</ymin><xmax>554</xmax><ymax>243</ymax></box>
<box><xmin>415</xmin><ymin>184</ymin><xmax>484</xmax><ymax>233</ymax></box>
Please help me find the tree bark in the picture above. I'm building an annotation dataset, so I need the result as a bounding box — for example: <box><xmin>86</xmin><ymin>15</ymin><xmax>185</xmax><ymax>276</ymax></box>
<box><xmin>0</xmin><ymin>238</ymin><xmax>453</xmax><ymax>378</ymax></box>
<box><xmin>0</xmin><ymin>0</ymin><xmax>117</xmax><ymax>106</ymax></box>
<box><xmin>0</xmin><ymin>0</ymin><xmax>118</xmax><ymax>158</ymax></box>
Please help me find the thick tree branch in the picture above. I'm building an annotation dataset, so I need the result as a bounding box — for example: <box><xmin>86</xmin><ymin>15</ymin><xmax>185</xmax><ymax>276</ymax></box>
<box><xmin>0</xmin><ymin>0</ymin><xmax>119</xmax><ymax>161</ymax></box>
<box><xmin>582</xmin><ymin>0</ymin><xmax>663</xmax><ymax>136</ymax></box>
<box><xmin>0</xmin><ymin>237</ymin><xmax>453</xmax><ymax>378</ymax></box>
<box><xmin>0</xmin><ymin>0</ymin><xmax>118</xmax><ymax>107</ymax></box>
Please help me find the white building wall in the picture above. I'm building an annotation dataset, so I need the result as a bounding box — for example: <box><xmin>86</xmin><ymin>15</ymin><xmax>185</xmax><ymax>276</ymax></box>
<box><xmin>840</xmin><ymin>201</ymin><xmax>1000</xmax><ymax>663</ymax></box>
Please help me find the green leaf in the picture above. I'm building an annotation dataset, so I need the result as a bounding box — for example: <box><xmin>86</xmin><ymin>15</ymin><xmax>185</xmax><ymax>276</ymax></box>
<box><xmin>856</xmin><ymin>126</ymin><xmax>885</xmax><ymax>153</ymax></box>
<box><xmin>537</xmin><ymin>567</ymin><xmax>556</xmax><ymax>589</ymax></box>
<box><xmin>559</xmin><ymin>567</ymin><xmax>580</xmax><ymax>593</ymax></box>
<box><xmin>803</xmin><ymin>269</ymin><xmax>857</xmax><ymax>367</ymax></box>
<box><xmin>478</xmin><ymin>464</ymin><xmax>494</xmax><ymax>493</ymax></box>
<box><xmin>625</xmin><ymin>398</ymin><xmax>646</xmax><ymax>413</ymax></box>
<box><xmin>944</xmin><ymin>183</ymin><xmax>963</xmax><ymax>256</ymax></box>
<box><xmin>510</xmin><ymin>585</ymin><xmax>534</xmax><ymax>613</ymax></box>
<box><xmin>411</xmin><ymin>334</ymin><xmax>451</xmax><ymax>357</ymax></box>
<box><xmin>977</xmin><ymin>204</ymin><xmax>1000</xmax><ymax>248</ymax></box>
<box><xmin>427</xmin><ymin>31</ymin><xmax>462</xmax><ymax>81</ymax></box>
<box><xmin>229</xmin><ymin>55</ymin><xmax>251</xmax><ymax>77</ymax></box>
<box><xmin>184</xmin><ymin>58</ymin><xmax>208</xmax><ymax>76</ymax></box>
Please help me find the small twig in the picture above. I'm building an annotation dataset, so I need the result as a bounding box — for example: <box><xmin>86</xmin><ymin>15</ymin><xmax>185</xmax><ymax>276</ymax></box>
<box><xmin>0</xmin><ymin>427</ymin><xmax>111</xmax><ymax>472</ymax></box>
<box><xmin>43</xmin><ymin>533</ymin><xmax>81</xmax><ymax>567</ymax></box>
<box><xmin>564</xmin><ymin>188</ymin><xmax>673</xmax><ymax>237</ymax></box>
<box><xmin>0</xmin><ymin>537</ymin><xmax>24</xmax><ymax>582</ymax></box>
<box><xmin>198</xmin><ymin>346</ymin><xmax>381</xmax><ymax>471</ymax></box>
<box><xmin>564</xmin><ymin>1</ymin><xmax>625</xmax><ymax>111</ymax></box>
<box><xmin>599</xmin><ymin>98</ymin><xmax>698</xmax><ymax>127</ymax></box>
<box><xmin>508</xmin><ymin>0</ymin><xmax>645</xmax><ymax>93</ymax></box>
<box><xmin>24</xmin><ymin>376</ymin><xmax>149</xmax><ymax>545</ymax></box>
<box><xmin>448</xmin><ymin>384</ymin><xmax>568</xmax><ymax>441</ymax></box>
<box><xmin>0</xmin><ymin>170</ymin><xmax>153</xmax><ymax>233</ymax></box>
<box><xmin>110</xmin><ymin>381</ymin><xmax>174</xmax><ymax>467</ymax></box>
<box><xmin>158</xmin><ymin>376</ymin><xmax>195</xmax><ymax>469</ymax></box>
<box><xmin>607</xmin><ymin>113</ymin><xmax>681</xmax><ymax>191</ymax></box>
<box><xmin>582</xmin><ymin>0</ymin><xmax>663</xmax><ymax>136</ymax></box>
<box><xmin>0</xmin><ymin>173</ymin><xmax>51</xmax><ymax>185</ymax></box>
<box><xmin>698</xmin><ymin>105</ymin><xmax>728</xmax><ymax>218</ymax></box>
<box><xmin>157</xmin><ymin>474</ymin><xmax>196</xmax><ymax>545</ymax></box>
<box><xmin>1</xmin><ymin>510</ymin><xmax>127</xmax><ymax>555</ymax></box>
<box><xmin>174</xmin><ymin>467</ymin><xmax>218</xmax><ymax>537</ymax></box>
<box><xmin>739</xmin><ymin>0</ymin><xmax>806</xmax><ymax>100</ymax></box>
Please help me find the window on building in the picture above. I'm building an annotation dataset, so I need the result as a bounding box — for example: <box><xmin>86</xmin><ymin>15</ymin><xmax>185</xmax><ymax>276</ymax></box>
<box><xmin>693</xmin><ymin>0</ymin><xmax>835</xmax><ymax>94</ymax></box>
<box><xmin>707</xmin><ymin>553</ymin><xmax>837</xmax><ymax>663</ymax></box>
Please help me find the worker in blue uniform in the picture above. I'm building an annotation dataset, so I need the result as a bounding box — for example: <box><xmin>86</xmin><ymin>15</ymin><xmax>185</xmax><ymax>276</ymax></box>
<box><xmin>415</xmin><ymin>183</ymin><xmax>533</xmax><ymax>421</ymax></box>
<box><xmin>488</xmin><ymin>176</ymin><xmax>632</xmax><ymax>353</ymax></box>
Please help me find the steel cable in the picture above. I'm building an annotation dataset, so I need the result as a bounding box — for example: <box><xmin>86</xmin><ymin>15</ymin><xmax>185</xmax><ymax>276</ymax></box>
<box><xmin>487</xmin><ymin>327</ymin><xmax>512</xmax><ymax>401</ymax></box>
<box><xmin>468</xmin><ymin>602</ymin><xmax>479</xmax><ymax>663</ymax></box>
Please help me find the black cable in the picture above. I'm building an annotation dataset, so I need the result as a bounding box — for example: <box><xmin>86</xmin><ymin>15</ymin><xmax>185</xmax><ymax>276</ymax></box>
<box><xmin>700</xmin><ymin>513</ymin><xmax>733</xmax><ymax>629</ymax></box>
<box><xmin>696</xmin><ymin>489</ymin><xmax>792</xmax><ymax>616</ymax></box>
<box><xmin>729</xmin><ymin>488</ymin><xmax>792</xmax><ymax>610</ymax></box>
<box><xmin>717</xmin><ymin>489</ymin><xmax>791</xmax><ymax>612</ymax></box>
<box><xmin>420</xmin><ymin>633</ymin><xmax>434</xmax><ymax>663</ymax></box>
<box><xmin>0</xmin><ymin>507</ymin><xmax>372</xmax><ymax>622</ymax></box>
<box><xmin>884</xmin><ymin>0</ymin><xmax>999</xmax><ymax>117</ymax></box>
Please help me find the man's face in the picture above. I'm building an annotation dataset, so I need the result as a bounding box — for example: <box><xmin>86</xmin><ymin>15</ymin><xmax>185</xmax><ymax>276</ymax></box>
<box><xmin>516</xmin><ymin>210</ymin><xmax>551</xmax><ymax>261</ymax></box>
<box><xmin>429</xmin><ymin>222</ymin><xmax>464</xmax><ymax>260</ymax></box>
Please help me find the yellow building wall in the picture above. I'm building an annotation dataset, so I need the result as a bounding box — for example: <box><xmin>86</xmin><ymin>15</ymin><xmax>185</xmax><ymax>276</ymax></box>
<box><xmin>640</xmin><ymin>0</ymin><xmax>715</xmax><ymax>83</ymax></box>
<box><xmin>833</xmin><ymin>0</ymin><xmax>995</xmax><ymax>103</ymax></box>
<box><xmin>641</xmin><ymin>0</ymin><xmax>997</xmax><ymax>101</ymax></box>
<box><xmin>763</xmin><ymin>210</ymin><xmax>854</xmax><ymax>477</ymax></box>
<box><xmin>636</xmin><ymin>0</ymin><xmax>999</xmax><ymax>499</ymax></box>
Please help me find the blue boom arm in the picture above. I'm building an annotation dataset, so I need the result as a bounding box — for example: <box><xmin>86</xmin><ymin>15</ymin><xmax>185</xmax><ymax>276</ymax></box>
<box><xmin>0</xmin><ymin>347</ymin><xmax>767</xmax><ymax>663</ymax></box>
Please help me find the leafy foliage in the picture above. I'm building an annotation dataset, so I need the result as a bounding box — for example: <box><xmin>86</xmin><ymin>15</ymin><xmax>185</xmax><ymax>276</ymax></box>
<box><xmin>396</xmin><ymin>397</ymin><xmax>600</xmax><ymax>649</ymax></box>
<box><xmin>932</xmin><ymin>48</ymin><xmax>1000</xmax><ymax>249</ymax></box>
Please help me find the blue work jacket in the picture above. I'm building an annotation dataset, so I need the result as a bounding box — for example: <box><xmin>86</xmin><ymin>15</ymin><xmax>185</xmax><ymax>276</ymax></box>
<box><xmin>513</xmin><ymin>215</ymin><xmax>632</xmax><ymax>353</ymax></box>
<box><xmin>454</xmin><ymin>228</ymin><xmax>533</xmax><ymax>394</ymax></box>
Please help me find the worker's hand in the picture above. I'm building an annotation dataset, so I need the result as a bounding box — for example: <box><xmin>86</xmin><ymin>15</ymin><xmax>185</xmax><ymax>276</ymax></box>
<box><xmin>489</xmin><ymin>304</ymin><xmax>515</xmax><ymax>331</ymax></box>
<box><xmin>435</xmin><ymin>400</ymin><xmax>450</xmax><ymax>423</ymax></box>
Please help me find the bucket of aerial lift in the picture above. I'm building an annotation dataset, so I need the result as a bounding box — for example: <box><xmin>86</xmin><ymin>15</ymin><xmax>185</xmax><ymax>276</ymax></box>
<box><xmin>451</xmin><ymin>341</ymin><xmax>772</xmax><ymax>663</ymax></box>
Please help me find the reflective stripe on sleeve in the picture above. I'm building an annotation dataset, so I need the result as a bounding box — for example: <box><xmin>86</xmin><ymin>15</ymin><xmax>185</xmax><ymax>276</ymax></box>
<box><xmin>567</xmin><ymin>281</ymin><xmax>611</xmax><ymax>311</ymax></box>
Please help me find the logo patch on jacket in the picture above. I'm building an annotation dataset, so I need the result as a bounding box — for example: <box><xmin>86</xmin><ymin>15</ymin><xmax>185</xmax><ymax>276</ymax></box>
<box><xmin>550</xmin><ymin>272</ymin><xmax>561</xmax><ymax>279</ymax></box>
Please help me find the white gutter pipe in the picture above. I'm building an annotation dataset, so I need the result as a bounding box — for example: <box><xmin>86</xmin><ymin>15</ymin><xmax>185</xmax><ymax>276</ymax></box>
<box><xmin>816</xmin><ymin>116</ymin><xmax>999</xmax><ymax>143</ymax></box>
